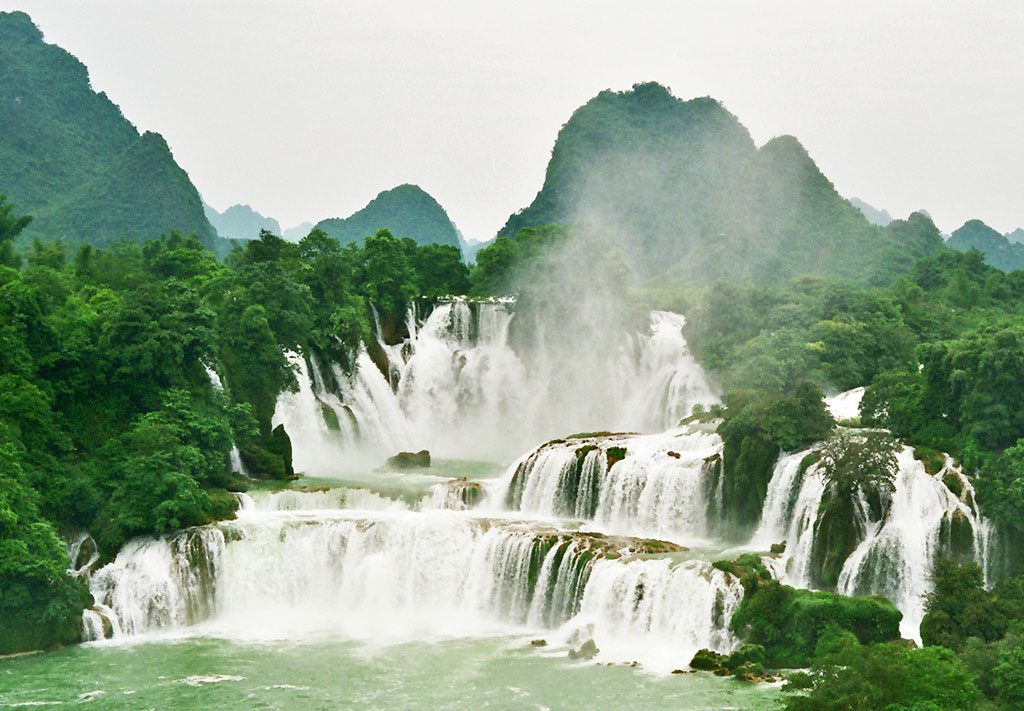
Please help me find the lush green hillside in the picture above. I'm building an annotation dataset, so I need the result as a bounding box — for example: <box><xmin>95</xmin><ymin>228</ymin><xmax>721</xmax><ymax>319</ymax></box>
<box><xmin>497</xmin><ymin>82</ymin><xmax>941</xmax><ymax>285</ymax></box>
<box><xmin>0</xmin><ymin>11</ymin><xmax>221</xmax><ymax>251</ymax></box>
<box><xmin>315</xmin><ymin>184</ymin><xmax>462</xmax><ymax>251</ymax></box>
<box><xmin>205</xmin><ymin>202</ymin><xmax>282</xmax><ymax>241</ymax></box>
<box><xmin>948</xmin><ymin>219</ymin><xmax>1024</xmax><ymax>272</ymax></box>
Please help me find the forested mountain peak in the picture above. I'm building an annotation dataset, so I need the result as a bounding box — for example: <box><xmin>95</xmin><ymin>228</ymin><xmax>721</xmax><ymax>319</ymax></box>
<box><xmin>948</xmin><ymin>218</ymin><xmax>1024</xmax><ymax>271</ymax></box>
<box><xmin>313</xmin><ymin>183</ymin><xmax>462</xmax><ymax>251</ymax></box>
<box><xmin>496</xmin><ymin>82</ymin><xmax>928</xmax><ymax>285</ymax></box>
<box><xmin>0</xmin><ymin>11</ymin><xmax>221</xmax><ymax>251</ymax></box>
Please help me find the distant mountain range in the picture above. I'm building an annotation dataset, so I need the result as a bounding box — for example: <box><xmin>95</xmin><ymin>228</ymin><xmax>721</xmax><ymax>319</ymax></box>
<box><xmin>204</xmin><ymin>202</ymin><xmax>281</xmax><ymax>241</ymax></box>
<box><xmin>1</xmin><ymin>13</ymin><xmax>1017</xmax><ymax>275</ymax></box>
<box><xmin>495</xmin><ymin>82</ymin><xmax>944</xmax><ymax>284</ymax></box>
<box><xmin>0</xmin><ymin>11</ymin><xmax>224</xmax><ymax>252</ymax></box>
<box><xmin>314</xmin><ymin>184</ymin><xmax>462</xmax><ymax>250</ymax></box>
<box><xmin>849</xmin><ymin>198</ymin><xmax>894</xmax><ymax>227</ymax></box>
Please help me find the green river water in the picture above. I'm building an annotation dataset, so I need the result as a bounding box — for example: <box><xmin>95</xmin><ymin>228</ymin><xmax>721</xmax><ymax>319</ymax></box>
<box><xmin>1</xmin><ymin>636</ymin><xmax>780</xmax><ymax>710</ymax></box>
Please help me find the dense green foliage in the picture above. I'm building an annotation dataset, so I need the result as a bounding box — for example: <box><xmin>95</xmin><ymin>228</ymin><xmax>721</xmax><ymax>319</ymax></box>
<box><xmin>495</xmin><ymin>82</ymin><xmax>942</xmax><ymax>284</ymax></box>
<box><xmin>0</xmin><ymin>12</ymin><xmax>224</xmax><ymax>253</ymax></box>
<box><xmin>685</xmin><ymin>247</ymin><xmax>1024</xmax><ymax>538</ymax></box>
<box><xmin>715</xmin><ymin>384</ymin><xmax>834</xmax><ymax>533</ymax></box>
<box><xmin>729</xmin><ymin>576</ymin><xmax>902</xmax><ymax>668</ymax></box>
<box><xmin>784</xmin><ymin>641</ymin><xmax>980</xmax><ymax>710</ymax></box>
<box><xmin>314</xmin><ymin>184</ymin><xmax>462</xmax><ymax>251</ymax></box>
<box><xmin>0</xmin><ymin>193</ymin><xmax>467</xmax><ymax>652</ymax></box>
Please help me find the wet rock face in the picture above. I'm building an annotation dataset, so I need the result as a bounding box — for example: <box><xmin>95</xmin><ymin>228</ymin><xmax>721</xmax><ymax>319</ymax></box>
<box><xmin>568</xmin><ymin>638</ymin><xmax>599</xmax><ymax>660</ymax></box>
<box><xmin>386</xmin><ymin>450</ymin><xmax>431</xmax><ymax>469</ymax></box>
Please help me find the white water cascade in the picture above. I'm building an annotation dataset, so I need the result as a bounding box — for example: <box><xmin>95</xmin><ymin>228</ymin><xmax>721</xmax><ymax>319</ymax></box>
<box><xmin>493</xmin><ymin>423</ymin><xmax>726</xmax><ymax>544</ymax></box>
<box><xmin>273</xmin><ymin>302</ymin><xmax>718</xmax><ymax>469</ymax></box>
<box><xmin>753</xmin><ymin>442</ymin><xmax>994</xmax><ymax>641</ymax></box>
<box><xmin>86</xmin><ymin>499</ymin><xmax>741</xmax><ymax>670</ymax></box>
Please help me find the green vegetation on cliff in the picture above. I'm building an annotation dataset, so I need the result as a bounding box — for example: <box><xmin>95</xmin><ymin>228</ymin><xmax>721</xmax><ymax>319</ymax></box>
<box><xmin>495</xmin><ymin>82</ymin><xmax>942</xmax><ymax>285</ymax></box>
<box><xmin>0</xmin><ymin>12</ymin><xmax>223</xmax><ymax>253</ymax></box>
<box><xmin>948</xmin><ymin>219</ymin><xmax>1024</xmax><ymax>272</ymax></box>
<box><xmin>0</xmin><ymin>193</ymin><xmax>468</xmax><ymax>652</ymax></box>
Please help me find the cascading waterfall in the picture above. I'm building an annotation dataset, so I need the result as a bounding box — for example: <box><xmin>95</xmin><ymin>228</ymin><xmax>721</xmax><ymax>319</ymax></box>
<box><xmin>495</xmin><ymin>424</ymin><xmax>725</xmax><ymax>544</ymax></box>
<box><xmin>753</xmin><ymin>441</ymin><xmax>994</xmax><ymax>641</ymax></box>
<box><xmin>272</xmin><ymin>301</ymin><xmax>718</xmax><ymax>467</ymax></box>
<box><xmin>564</xmin><ymin>559</ymin><xmax>742</xmax><ymax>673</ymax></box>
<box><xmin>836</xmin><ymin>451</ymin><xmax>993</xmax><ymax>640</ymax></box>
<box><xmin>85</xmin><ymin>498</ymin><xmax>742</xmax><ymax>669</ymax></box>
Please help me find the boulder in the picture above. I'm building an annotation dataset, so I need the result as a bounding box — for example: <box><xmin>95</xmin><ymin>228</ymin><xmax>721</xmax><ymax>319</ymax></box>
<box><xmin>568</xmin><ymin>638</ymin><xmax>599</xmax><ymax>660</ymax></box>
<box><xmin>386</xmin><ymin>450</ymin><xmax>431</xmax><ymax>469</ymax></box>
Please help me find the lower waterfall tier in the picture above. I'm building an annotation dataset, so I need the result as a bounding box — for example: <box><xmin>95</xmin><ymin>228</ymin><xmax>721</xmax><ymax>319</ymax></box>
<box><xmin>86</xmin><ymin>509</ymin><xmax>741</xmax><ymax>672</ymax></box>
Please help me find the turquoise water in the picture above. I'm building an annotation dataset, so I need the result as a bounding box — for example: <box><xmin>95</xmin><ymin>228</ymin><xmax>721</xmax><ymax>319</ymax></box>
<box><xmin>0</xmin><ymin>636</ymin><xmax>780</xmax><ymax>710</ymax></box>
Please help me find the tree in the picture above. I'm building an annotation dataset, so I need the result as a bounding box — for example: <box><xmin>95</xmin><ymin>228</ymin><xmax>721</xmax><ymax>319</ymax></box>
<box><xmin>0</xmin><ymin>195</ymin><xmax>32</xmax><ymax>267</ymax></box>
<box><xmin>785</xmin><ymin>644</ymin><xmax>979</xmax><ymax>710</ymax></box>
<box><xmin>817</xmin><ymin>429</ymin><xmax>900</xmax><ymax>498</ymax></box>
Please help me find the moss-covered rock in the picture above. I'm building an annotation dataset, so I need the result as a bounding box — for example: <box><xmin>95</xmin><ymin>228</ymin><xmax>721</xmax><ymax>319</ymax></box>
<box><xmin>942</xmin><ymin>469</ymin><xmax>964</xmax><ymax>498</ymax></box>
<box><xmin>689</xmin><ymin>648</ymin><xmax>726</xmax><ymax>671</ymax></box>
<box><xmin>713</xmin><ymin>553</ymin><xmax>771</xmax><ymax>593</ymax></box>
<box><xmin>728</xmin><ymin>577</ymin><xmax>901</xmax><ymax>668</ymax></box>
<box><xmin>386</xmin><ymin>450</ymin><xmax>431</xmax><ymax>469</ymax></box>
<box><xmin>605</xmin><ymin>446</ymin><xmax>627</xmax><ymax>469</ymax></box>
<box><xmin>319</xmin><ymin>401</ymin><xmax>341</xmax><ymax>431</ymax></box>
<box><xmin>203</xmin><ymin>488</ymin><xmax>240</xmax><ymax>523</ymax></box>
<box><xmin>268</xmin><ymin>424</ymin><xmax>295</xmax><ymax>478</ymax></box>
<box><xmin>914</xmin><ymin>447</ymin><xmax>946</xmax><ymax>477</ymax></box>
<box><xmin>239</xmin><ymin>440</ymin><xmax>286</xmax><ymax>479</ymax></box>
<box><xmin>938</xmin><ymin>509</ymin><xmax>976</xmax><ymax>565</ymax></box>
<box><xmin>807</xmin><ymin>488</ymin><xmax>865</xmax><ymax>590</ymax></box>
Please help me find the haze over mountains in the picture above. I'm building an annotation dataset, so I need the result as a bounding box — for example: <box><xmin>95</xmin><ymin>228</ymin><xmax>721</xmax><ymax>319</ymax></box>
<box><xmin>496</xmin><ymin>82</ymin><xmax>946</xmax><ymax>284</ymax></box>
<box><xmin>948</xmin><ymin>219</ymin><xmax>1024</xmax><ymax>272</ymax></box>
<box><xmin>0</xmin><ymin>11</ymin><xmax>1019</xmax><ymax>276</ymax></box>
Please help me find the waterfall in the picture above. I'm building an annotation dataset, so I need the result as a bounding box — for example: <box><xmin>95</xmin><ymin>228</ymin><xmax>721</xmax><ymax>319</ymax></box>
<box><xmin>243</xmin><ymin>487</ymin><xmax>411</xmax><ymax>512</ymax></box>
<box><xmin>563</xmin><ymin>559</ymin><xmax>742</xmax><ymax>673</ymax></box>
<box><xmin>494</xmin><ymin>424</ymin><xmax>725</xmax><ymax>544</ymax></box>
<box><xmin>204</xmin><ymin>364</ymin><xmax>251</xmax><ymax>477</ymax></box>
<box><xmin>753</xmin><ymin>443</ymin><xmax>994</xmax><ymax>641</ymax></box>
<box><xmin>271</xmin><ymin>303</ymin><xmax>719</xmax><ymax>467</ymax></box>
<box><xmin>85</xmin><ymin>509</ymin><xmax>742</xmax><ymax>668</ymax></box>
<box><xmin>835</xmin><ymin>451</ymin><xmax>992</xmax><ymax>640</ymax></box>
<box><xmin>90</xmin><ymin>528</ymin><xmax>225</xmax><ymax>636</ymax></box>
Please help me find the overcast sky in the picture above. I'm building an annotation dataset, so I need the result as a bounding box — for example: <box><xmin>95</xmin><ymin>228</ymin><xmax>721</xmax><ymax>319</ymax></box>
<box><xmin>9</xmin><ymin>0</ymin><xmax>1023</xmax><ymax>239</ymax></box>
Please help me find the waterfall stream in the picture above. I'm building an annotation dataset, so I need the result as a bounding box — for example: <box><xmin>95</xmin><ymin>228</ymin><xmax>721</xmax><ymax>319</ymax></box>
<box><xmin>88</xmin><ymin>311</ymin><xmax>999</xmax><ymax>673</ymax></box>
<box><xmin>85</xmin><ymin>499</ymin><xmax>741</xmax><ymax>671</ymax></box>
<box><xmin>273</xmin><ymin>303</ymin><xmax>718</xmax><ymax>468</ymax></box>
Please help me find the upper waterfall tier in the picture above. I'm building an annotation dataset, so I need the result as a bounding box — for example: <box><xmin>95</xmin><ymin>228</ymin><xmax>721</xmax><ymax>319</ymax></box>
<box><xmin>86</xmin><ymin>509</ymin><xmax>741</xmax><ymax>671</ymax></box>
<box><xmin>273</xmin><ymin>301</ymin><xmax>719</xmax><ymax>468</ymax></box>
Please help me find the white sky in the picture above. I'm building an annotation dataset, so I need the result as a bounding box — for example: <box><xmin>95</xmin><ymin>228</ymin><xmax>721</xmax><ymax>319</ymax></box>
<box><xmin>7</xmin><ymin>0</ymin><xmax>1023</xmax><ymax>239</ymax></box>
